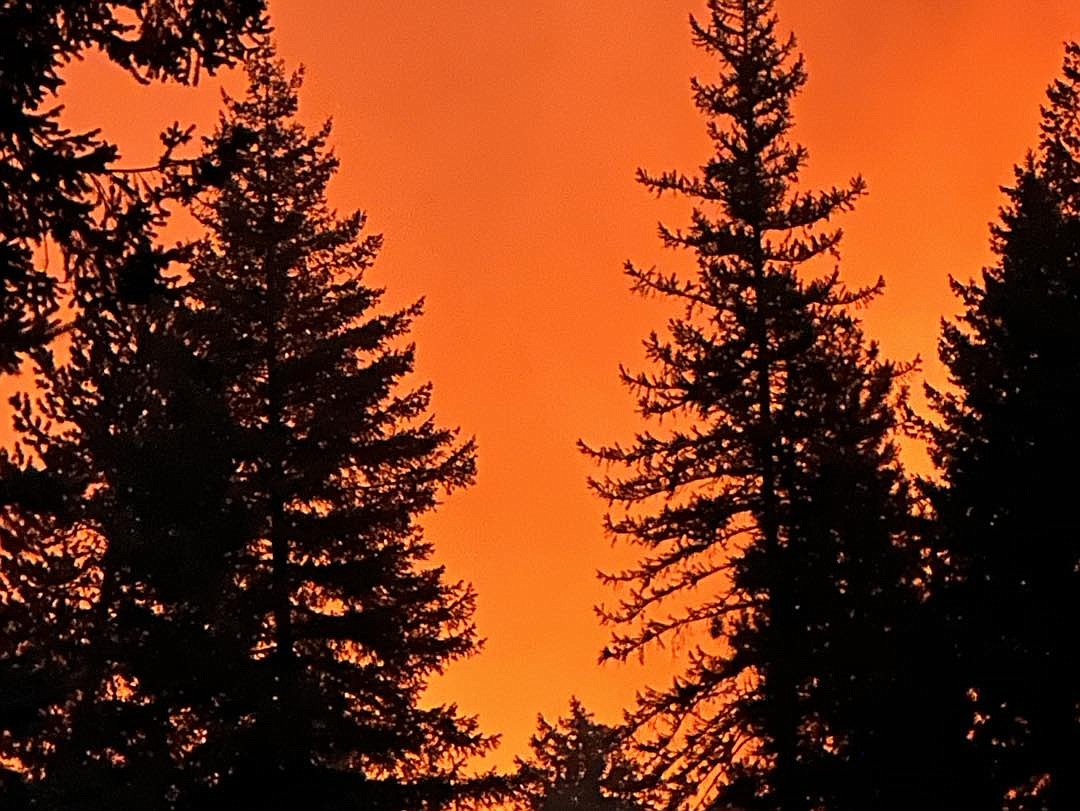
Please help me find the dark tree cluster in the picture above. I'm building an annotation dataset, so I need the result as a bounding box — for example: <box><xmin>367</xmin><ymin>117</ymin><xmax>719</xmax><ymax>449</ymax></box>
<box><xmin>512</xmin><ymin>698</ymin><xmax>641</xmax><ymax>811</ymax></box>
<box><xmin>0</xmin><ymin>2</ymin><xmax>1078</xmax><ymax>810</ymax></box>
<box><xmin>583</xmin><ymin>2</ymin><xmax>1080</xmax><ymax>810</ymax></box>
<box><xmin>0</xmin><ymin>31</ymin><xmax>500</xmax><ymax>811</ymax></box>
<box><xmin>924</xmin><ymin>41</ymin><xmax>1080</xmax><ymax>810</ymax></box>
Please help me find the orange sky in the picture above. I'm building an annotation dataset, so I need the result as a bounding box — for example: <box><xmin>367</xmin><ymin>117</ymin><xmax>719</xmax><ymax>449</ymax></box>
<box><xmin>45</xmin><ymin>0</ymin><xmax>1079</xmax><ymax>770</ymax></box>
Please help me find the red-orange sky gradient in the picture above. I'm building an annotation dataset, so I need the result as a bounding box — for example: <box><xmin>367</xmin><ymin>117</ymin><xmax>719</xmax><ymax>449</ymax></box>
<box><xmin>44</xmin><ymin>0</ymin><xmax>1079</xmax><ymax>769</ymax></box>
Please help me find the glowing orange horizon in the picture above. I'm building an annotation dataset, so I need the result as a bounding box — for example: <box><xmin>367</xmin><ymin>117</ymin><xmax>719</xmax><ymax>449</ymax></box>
<box><xmin>28</xmin><ymin>0</ymin><xmax>1080</xmax><ymax>770</ymax></box>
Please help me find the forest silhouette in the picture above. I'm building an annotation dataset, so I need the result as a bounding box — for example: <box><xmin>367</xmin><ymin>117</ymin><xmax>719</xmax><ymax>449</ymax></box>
<box><xmin>0</xmin><ymin>1</ymin><xmax>1078</xmax><ymax>809</ymax></box>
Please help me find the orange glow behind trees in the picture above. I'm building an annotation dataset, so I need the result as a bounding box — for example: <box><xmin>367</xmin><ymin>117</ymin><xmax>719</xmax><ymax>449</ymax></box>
<box><xmin>15</xmin><ymin>0</ymin><xmax>1079</xmax><ymax>769</ymax></box>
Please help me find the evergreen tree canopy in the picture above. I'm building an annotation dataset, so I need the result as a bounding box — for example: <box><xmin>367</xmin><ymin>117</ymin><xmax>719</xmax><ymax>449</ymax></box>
<box><xmin>173</xmin><ymin>48</ymin><xmax>496</xmax><ymax>809</ymax></box>
<box><xmin>0</xmin><ymin>0</ymin><xmax>268</xmax><ymax>373</ymax></box>
<box><xmin>582</xmin><ymin>2</ymin><xmax>925</xmax><ymax>808</ymax></box>
<box><xmin>513</xmin><ymin>698</ymin><xmax>640</xmax><ymax>811</ymax></box>
<box><xmin>0</xmin><ymin>46</ymin><xmax>500</xmax><ymax>810</ymax></box>
<box><xmin>926</xmin><ymin>40</ymin><xmax>1080</xmax><ymax>809</ymax></box>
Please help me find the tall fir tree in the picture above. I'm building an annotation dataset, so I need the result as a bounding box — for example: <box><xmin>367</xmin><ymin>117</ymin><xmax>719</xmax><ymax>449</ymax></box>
<box><xmin>0</xmin><ymin>46</ymin><xmax>500</xmax><ymax>810</ymax></box>
<box><xmin>173</xmin><ymin>48</ymin><xmax>496</xmax><ymax>809</ymax></box>
<box><xmin>582</xmin><ymin>2</ymin><xmax>929</xmax><ymax>808</ymax></box>
<box><xmin>926</xmin><ymin>41</ymin><xmax>1080</xmax><ymax>809</ymax></box>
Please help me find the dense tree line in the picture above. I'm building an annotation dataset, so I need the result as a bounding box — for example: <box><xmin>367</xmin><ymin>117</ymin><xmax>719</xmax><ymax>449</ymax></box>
<box><xmin>0</xmin><ymin>2</ymin><xmax>1078</xmax><ymax>810</ymax></box>
<box><xmin>0</xmin><ymin>35</ymin><xmax>500</xmax><ymax>811</ymax></box>
<box><xmin>584</xmin><ymin>2</ymin><xmax>1080</xmax><ymax>810</ymax></box>
<box><xmin>924</xmin><ymin>40</ymin><xmax>1080</xmax><ymax>809</ymax></box>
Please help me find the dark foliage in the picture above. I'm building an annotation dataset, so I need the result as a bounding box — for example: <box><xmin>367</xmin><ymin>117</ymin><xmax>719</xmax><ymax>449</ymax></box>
<box><xmin>0</xmin><ymin>157</ymin><xmax>234</xmax><ymax>808</ymax></box>
<box><xmin>582</xmin><ymin>2</ymin><xmax>930</xmax><ymax>808</ymax></box>
<box><xmin>0</xmin><ymin>46</ymin><xmax>502</xmax><ymax>809</ymax></box>
<box><xmin>0</xmin><ymin>0</ymin><xmax>268</xmax><ymax>374</ymax></box>
<box><xmin>926</xmin><ymin>41</ymin><xmax>1080</xmax><ymax>809</ymax></box>
<box><xmin>172</xmin><ymin>47</ymin><xmax>499</xmax><ymax>809</ymax></box>
<box><xmin>513</xmin><ymin>698</ymin><xmax>641</xmax><ymax>811</ymax></box>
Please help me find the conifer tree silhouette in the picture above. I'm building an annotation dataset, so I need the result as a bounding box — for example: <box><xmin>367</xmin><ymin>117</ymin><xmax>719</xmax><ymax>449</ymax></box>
<box><xmin>582</xmin><ymin>2</ymin><xmax>929</xmax><ymax>808</ymax></box>
<box><xmin>172</xmin><ymin>47</ymin><xmax>497</xmax><ymax>810</ymax></box>
<box><xmin>513</xmin><ymin>698</ymin><xmax>641</xmax><ymax>811</ymax></box>
<box><xmin>0</xmin><ymin>46</ymin><xmax>501</xmax><ymax>810</ymax></box>
<box><xmin>926</xmin><ymin>41</ymin><xmax>1080</xmax><ymax>809</ymax></box>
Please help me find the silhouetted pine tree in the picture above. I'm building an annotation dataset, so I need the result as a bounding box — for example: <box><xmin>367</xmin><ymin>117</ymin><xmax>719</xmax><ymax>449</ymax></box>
<box><xmin>0</xmin><ymin>43</ymin><xmax>500</xmax><ymax>811</ymax></box>
<box><xmin>169</xmin><ymin>48</ymin><xmax>496</xmax><ymax>809</ymax></box>
<box><xmin>582</xmin><ymin>2</ymin><xmax>929</xmax><ymax>808</ymax></box>
<box><xmin>513</xmin><ymin>698</ymin><xmax>641</xmax><ymax>811</ymax></box>
<box><xmin>0</xmin><ymin>0</ymin><xmax>268</xmax><ymax>374</ymax></box>
<box><xmin>926</xmin><ymin>41</ymin><xmax>1080</xmax><ymax>809</ymax></box>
